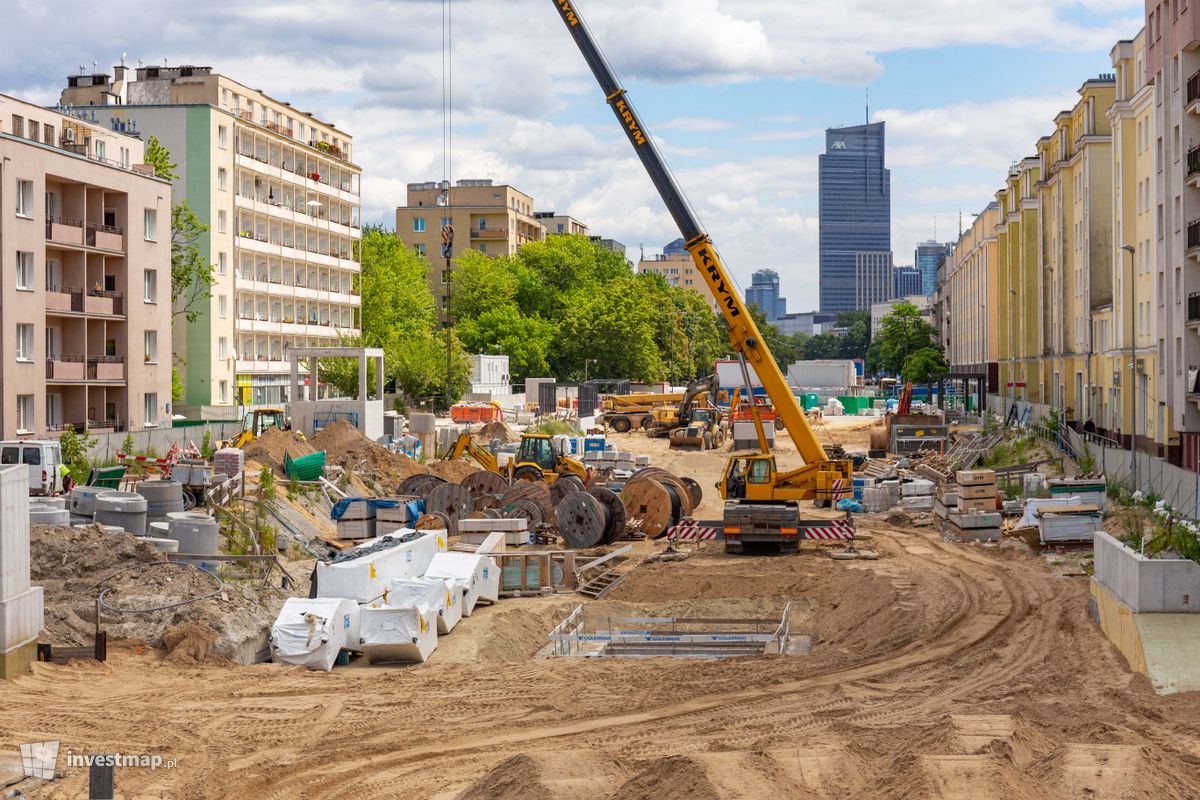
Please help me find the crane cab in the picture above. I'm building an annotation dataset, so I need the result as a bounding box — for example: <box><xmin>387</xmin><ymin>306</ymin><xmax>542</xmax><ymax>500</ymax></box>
<box><xmin>720</xmin><ymin>453</ymin><xmax>778</xmax><ymax>503</ymax></box>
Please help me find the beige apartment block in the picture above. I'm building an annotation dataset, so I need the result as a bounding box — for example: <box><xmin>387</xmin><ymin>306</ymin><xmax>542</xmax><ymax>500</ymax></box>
<box><xmin>534</xmin><ymin>212</ymin><xmax>588</xmax><ymax>237</ymax></box>
<box><xmin>637</xmin><ymin>253</ymin><xmax>719</xmax><ymax>311</ymax></box>
<box><xmin>0</xmin><ymin>93</ymin><xmax>171</xmax><ymax>437</ymax></box>
<box><xmin>60</xmin><ymin>64</ymin><xmax>362</xmax><ymax>409</ymax></box>
<box><xmin>944</xmin><ymin>202</ymin><xmax>1000</xmax><ymax>375</ymax></box>
<box><xmin>396</xmin><ymin>179</ymin><xmax>544</xmax><ymax>312</ymax></box>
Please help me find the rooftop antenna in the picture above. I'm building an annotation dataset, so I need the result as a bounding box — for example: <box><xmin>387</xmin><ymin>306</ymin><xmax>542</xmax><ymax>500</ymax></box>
<box><xmin>933</xmin><ymin>215</ymin><xmax>937</xmax><ymax>240</ymax></box>
<box><xmin>865</xmin><ymin>87</ymin><xmax>869</xmax><ymax>124</ymax></box>
<box><xmin>78</xmin><ymin>64</ymin><xmax>86</xmax><ymax>75</ymax></box>
<box><xmin>958</xmin><ymin>208</ymin><xmax>963</xmax><ymax>237</ymax></box>
<box><xmin>92</xmin><ymin>60</ymin><xmax>97</xmax><ymax>73</ymax></box>
<box><xmin>120</xmin><ymin>52</ymin><xmax>127</xmax><ymax>66</ymax></box>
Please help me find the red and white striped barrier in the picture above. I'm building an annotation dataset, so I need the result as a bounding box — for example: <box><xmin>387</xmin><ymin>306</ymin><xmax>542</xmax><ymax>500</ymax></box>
<box><xmin>830</xmin><ymin>479</ymin><xmax>851</xmax><ymax>501</ymax></box>
<box><xmin>803</xmin><ymin>519</ymin><xmax>856</xmax><ymax>540</ymax></box>
<box><xmin>116</xmin><ymin>453</ymin><xmax>173</xmax><ymax>466</ymax></box>
<box><xmin>667</xmin><ymin>519</ymin><xmax>720</xmax><ymax>541</ymax></box>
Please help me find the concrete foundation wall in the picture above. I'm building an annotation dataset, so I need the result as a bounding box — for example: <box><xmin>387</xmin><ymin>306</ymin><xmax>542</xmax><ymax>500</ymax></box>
<box><xmin>0</xmin><ymin>465</ymin><xmax>43</xmax><ymax>676</ymax></box>
<box><xmin>1094</xmin><ymin>530</ymin><xmax>1200</xmax><ymax>613</ymax></box>
<box><xmin>1090</xmin><ymin>579</ymin><xmax>1147</xmax><ymax>674</ymax></box>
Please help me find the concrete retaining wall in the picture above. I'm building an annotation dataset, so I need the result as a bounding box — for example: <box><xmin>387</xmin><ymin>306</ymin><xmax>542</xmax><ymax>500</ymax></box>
<box><xmin>1093</xmin><ymin>530</ymin><xmax>1200</xmax><ymax>613</ymax></box>
<box><xmin>0</xmin><ymin>465</ymin><xmax>43</xmax><ymax>677</ymax></box>
<box><xmin>1090</xmin><ymin>579</ymin><xmax>1147</xmax><ymax>674</ymax></box>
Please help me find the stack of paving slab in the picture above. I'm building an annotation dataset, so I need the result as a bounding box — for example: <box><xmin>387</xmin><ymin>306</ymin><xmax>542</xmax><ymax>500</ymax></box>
<box><xmin>1015</xmin><ymin>496</ymin><xmax>1103</xmax><ymax>544</ymax></box>
<box><xmin>376</xmin><ymin>499</ymin><xmax>416</xmax><ymax>536</ymax></box>
<box><xmin>458</xmin><ymin>517</ymin><xmax>530</xmax><ymax>547</ymax></box>
<box><xmin>1046</xmin><ymin>476</ymin><xmax>1107</xmax><ymax>511</ymax></box>
<box><xmin>335</xmin><ymin>499</ymin><xmax>377</xmax><ymax>540</ymax></box>
<box><xmin>946</xmin><ymin>469</ymin><xmax>1001</xmax><ymax>542</ymax></box>
<box><xmin>901</xmin><ymin>479</ymin><xmax>935</xmax><ymax>511</ymax></box>
<box><xmin>934</xmin><ymin>485</ymin><xmax>959</xmax><ymax>520</ymax></box>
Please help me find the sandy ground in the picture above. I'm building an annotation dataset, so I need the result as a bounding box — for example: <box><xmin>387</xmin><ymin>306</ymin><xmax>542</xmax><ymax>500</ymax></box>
<box><xmin>1</xmin><ymin>517</ymin><xmax>1198</xmax><ymax>799</ymax></box>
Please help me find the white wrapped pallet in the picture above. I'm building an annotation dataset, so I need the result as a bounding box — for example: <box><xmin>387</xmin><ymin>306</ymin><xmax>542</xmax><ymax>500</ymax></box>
<box><xmin>316</xmin><ymin>530</ymin><xmax>447</xmax><ymax>603</ymax></box>
<box><xmin>861</xmin><ymin>486</ymin><xmax>891</xmax><ymax>513</ymax></box>
<box><xmin>1022</xmin><ymin>472</ymin><xmax>1046</xmax><ymax>496</ymax></box>
<box><xmin>424</xmin><ymin>552</ymin><xmax>500</xmax><ymax>616</ymax></box>
<box><xmin>902</xmin><ymin>495</ymin><xmax>934</xmax><ymax>511</ymax></box>
<box><xmin>390</xmin><ymin>577</ymin><xmax>463</xmax><ymax>634</ymax></box>
<box><xmin>902</xmin><ymin>479</ymin><xmax>935</xmax><ymax>497</ymax></box>
<box><xmin>359</xmin><ymin>604</ymin><xmax>438</xmax><ymax>664</ymax></box>
<box><xmin>270</xmin><ymin>597</ymin><xmax>361</xmax><ymax>672</ymax></box>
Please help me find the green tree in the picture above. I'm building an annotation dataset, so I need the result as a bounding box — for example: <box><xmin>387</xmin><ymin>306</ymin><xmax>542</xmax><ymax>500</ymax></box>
<box><xmin>552</xmin><ymin>279</ymin><xmax>664</xmax><ymax>381</ymax></box>
<box><xmin>870</xmin><ymin>302</ymin><xmax>939</xmax><ymax>375</ymax></box>
<box><xmin>456</xmin><ymin>305</ymin><xmax>555</xmax><ymax>383</ymax></box>
<box><xmin>805</xmin><ymin>334</ymin><xmax>842</xmax><ymax>360</ymax></box>
<box><xmin>59</xmin><ymin>424</ymin><xmax>96</xmax><ymax>482</ymax></box>
<box><xmin>171</xmin><ymin>366</ymin><xmax>185</xmax><ymax>404</ymax></box>
<box><xmin>448</xmin><ymin>250</ymin><xmax>518</xmax><ymax>321</ymax></box>
<box><xmin>902</xmin><ymin>347</ymin><xmax>949</xmax><ymax>382</ymax></box>
<box><xmin>143</xmin><ymin>135</ymin><xmax>178</xmax><ymax>181</ymax></box>
<box><xmin>834</xmin><ymin>310</ymin><xmax>871</xmax><ymax>360</ymax></box>
<box><xmin>171</xmin><ymin>201</ymin><xmax>215</xmax><ymax>324</ymax></box>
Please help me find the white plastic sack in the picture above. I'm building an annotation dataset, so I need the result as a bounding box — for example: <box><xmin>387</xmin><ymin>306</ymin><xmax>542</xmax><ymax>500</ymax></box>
<box><xmin>270</xmin><ymin>597</ymin><xmax>360</xmax><ymax>672</ymax></box>
<box><xmin>423</xmin><ymin>552</ymin><xmax>499</xmax><ymax>616</ymax></box>
<box><xmin>359</xmin><ymin>604</ymin><xmax>438</xmax><ymax>663</ymax></box>
<box><xmin>316</xmin><ymin>530</ymin><xmax>448</xmax><ymax>603</ymax></box>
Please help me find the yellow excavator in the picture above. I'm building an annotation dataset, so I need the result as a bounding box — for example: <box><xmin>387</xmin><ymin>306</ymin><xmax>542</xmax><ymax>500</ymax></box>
<box><xmin>554</xmin><ymin>0</ymin><xmax>855</xmax><ymax>553</ymax></box>
<box><xmin>445</xmin><ymin>431</ymin><xmax>589</xmax><ymax>484</ymax></box>
<box><xmin>221</xmin><ymin>408</ymin><xmax>288</xmax><ymax>449</ymax></box>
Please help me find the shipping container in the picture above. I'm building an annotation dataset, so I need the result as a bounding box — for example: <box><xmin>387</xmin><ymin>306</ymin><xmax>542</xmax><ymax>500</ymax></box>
<box><xmin>786</xmin><ymin>360</ymin><xmax>859</xmax><ymax>389</ymax></box>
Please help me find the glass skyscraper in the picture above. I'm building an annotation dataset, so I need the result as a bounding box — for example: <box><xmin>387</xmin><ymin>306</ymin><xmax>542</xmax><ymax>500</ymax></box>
<box><xmin>746</xmin><ymin>269</ymin><xmax>787</xmax><ymax>321</ymax></box>
<box><xmin>915</xmin><ymin>240</ymin><xmax>953</xmax><ymax>297</ymax></box>
<box><xmin>819</xmin><ymin>122</ymin><xmax>891</xmax><ymax>314</ymax></box>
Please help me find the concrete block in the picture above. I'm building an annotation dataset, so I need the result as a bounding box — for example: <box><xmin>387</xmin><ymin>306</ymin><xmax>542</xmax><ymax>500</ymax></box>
<box><xmin>37</xmin><ymin>497</ymin><xmax>67</xmax><ymax>510</ymax></box>
<box><xmin>29</xmin><ymin>507</ymin><xmax>70</xmax><ymax>526</ymax></box>
<box><xmin>635</xmin><ymin>455</ymin><xmax>652</xmax><ymax>467</ymax></box>
<box><xmin>458</xmin><ymin>517</ymin><xmax>528</xmax><ymax>533</ymax></box>
<box><xmin>948</xmin><ymin>511</ymin><xmax>1002</xmax><ymax>529</ymax></box>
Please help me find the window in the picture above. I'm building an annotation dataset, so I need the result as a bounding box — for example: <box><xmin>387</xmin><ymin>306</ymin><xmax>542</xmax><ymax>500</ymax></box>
<box><xmin>415</xmin><ymin>243</ymin><xmax>426</xmax><ymax>257</ymax></box>
<box><xmin>144</xmin><ymin>208</ymin><xmax>157</xmax><ymax>241</ymax></box>
<box><xmin>218</xmin><ymin>125</ymin><xmax>228</xmax><ymax>149</ymax></box>
<box><xmin>441</xmin><ymin>269</ymin><xmax>451</xmax><ymax>285</ymax></box>
<box><xmin>15</xmin><ymin>324</ymin><xmax>33</xmax><ymax>361</ymax></box>
<box><xmin>143</xmin><ymin>269</ymin><xmax>157</xmax><ymax>303</ymax></box>
<box><xmin>10</xmin><ymin>115</ymin><xmax>23</xmax><ymax>138</ymax></box>
<box><xmin>412</xmin><ymin>216</ymin><xmax>426</xmax><ymax>233</ymax></box>
<box><xmin>15</xmin><ymin>180</ymin><xmax>32</xmax><ymax>217</ymax></box>
<box><xmin>16</xmin><ymin>395</ymin><xmax>33</xmax><ymax>433</ymax></box>
<box><xmin>144</xmin><ymin>393</ymin><xmax>159</xmax><ymax>426</ymax></box>
<box><xmin>478</xmin><ymin>243</ymin><xmax>487</xmax><ymax>254</ymax></box>
<box><xmin>43</xmin><ymin>124</ymin><xmax>54</xmax><ymax>146</ymax></box>
<box><xmin>217</xmin><ymin>210</ymin><xmax>227</xmax><ymax>233</ymax></box>
<box><xmin>219</xmin><ymin>380</ymin><xmax>228</xmax><ymax>404</ymax></box>
<box><xmin>219</xmin><ymin>295</ymin><xmax>228</xmax><ymax>318</ymax></box>
<box><xmin>218</xmin><ymin>337</ymin><xmax>228</xmax><ymax>359</ymax></box>
<box><xmin>218</xmin><ymin>168</ymin><xmax>227</xmax><ymax>190</ymax></box>
<box><xmin>218</xmin><ymin>252</ymin><xmax>227</xmax><ymax>275</ymax></box>
<box><xmin>144</xmin><ymin>330</ymin><xmax>158</xmax><ymax>363</ymax></box>
<box><xmin>15</xmin><ymin>251</ymin><xmax>33</xmax><ymax>290</ymax></box>
<box><xmin>95</xmin><ymin>140</ymin><xmax>105</xmax><ymax>162</ymax></box>
<box><xmin>28</xmin><ymin>120</ymin><xmax>39</xmax><ymax>142</ymax></box>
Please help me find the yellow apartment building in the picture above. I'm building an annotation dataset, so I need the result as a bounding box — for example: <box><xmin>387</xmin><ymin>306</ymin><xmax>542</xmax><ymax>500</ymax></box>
<box><xmin>637</xmin><ymin>253</ymin><xmax>719</xmax><ymax>310</ymax></box>
<box><xmin>996</xmin><ymin>157</ymin><xmax>1044</xmax><ymax>405</ymax></box>
<box><xmin>944</xmin><ymin>202</ymin><xmax>1000</xmax><ymax>376</ymax></box>
<box><xmin>396</xmin><ymin>179</ymin><xmax>545</xmax><ymax>314</ymax></box>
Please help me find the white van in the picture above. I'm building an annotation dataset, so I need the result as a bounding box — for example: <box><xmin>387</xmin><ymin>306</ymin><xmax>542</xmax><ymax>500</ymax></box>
<box><xmin>0</xmin><ymin>440</ymin><xmax>65</xmax><ymax>496</ymax></box>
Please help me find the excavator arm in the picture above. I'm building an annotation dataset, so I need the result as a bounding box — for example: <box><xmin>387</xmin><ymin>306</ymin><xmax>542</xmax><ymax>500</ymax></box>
<box><xmin>445</xmin><ymin>432</ymin><xmax>500</xmax><ymax>474</ymax></box>
<box><xmin>551</xmin><ymin>0</ymin><xmax>829</xmax><ymax>468</ymax></box>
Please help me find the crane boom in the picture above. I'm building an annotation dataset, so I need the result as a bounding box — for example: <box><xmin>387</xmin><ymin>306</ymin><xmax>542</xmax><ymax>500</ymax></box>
<box><xmin>551</xmin><ymin>0</ymin><xmax>829</xmax><ymax>466</ymax></box>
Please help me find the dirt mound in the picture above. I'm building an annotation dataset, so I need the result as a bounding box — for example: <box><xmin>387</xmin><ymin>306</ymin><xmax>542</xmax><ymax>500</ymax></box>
<box><xmin>474</xmin><ymin>421</ymin><xmax>514</xmax><ymax>444</ymax></box>
<box><xmin>33</xmin><ymin>524</ymin><xmax>290</xmax><ymax>661</ymax></box>
<box><xmin>428</xmin><ymin>458</ymin><xmax>481</xmax><ymax>482</ymax></box>
<box><xmin>614</xmin><ymin>756</ymin><xmax>720</xmax><ymax>800</ymax></box>
<box><xmin>243</xmin><ymin>428</ymin><xmax>314</xmax><ymax>473</ymax></box>
<box><xmin>458</xmin><ymin>750</ymin><xmax>627</xmax><ymax>800</ymax></box>
<box><xmin>434</xmin><ymin>598</ymin><xmax>579</xmax><ymax>663</ymax></box>
<box><xmin>310</xmin><ymin>420</ymin><xmax>427</xmax><ymax>492</ymax></box>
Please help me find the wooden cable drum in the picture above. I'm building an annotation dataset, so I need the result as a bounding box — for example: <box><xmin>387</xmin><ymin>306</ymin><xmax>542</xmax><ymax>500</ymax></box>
<box><xmin>588</xmin><ymin>486</ymin><xmax>627</xmax><ymax>543</ymax></box>
<box><xmin>624</xmin><ymin>469</ymin><xmax>694</xmax><ymax>517</ymax></box>
<box><xmin>426</xmin><ymin>483</ymin><xmax>473</xmax><ymax>533</ymax></box>
<box><xmin>550</xmin><ymin>474</ymin><xmax>585</xmax><ymax>505</ymax></box>
<box><xmin>555</xmin><ymin>490</ymin><xmax>608</xmax><ymax>548</ymax></box>
<box><xmin>461</xmin><ymin>470</ymin><xmax>509</xmax><ymax>497</ymax></box>
<box><xmin>503</xmin><ymin>498</ymin><xmax>544</xmax><ymax>527</ymax></box>
<box><xmin>500</xmin><ymin>480</ymin><xmax>538</xmax><ymax>507</ymax></box>
<box><xmin>619</xmin><ymin>478</ymin><xmax>674</xmax><ymax>538</ymax></box>
<box><xmin>524</xmin><ymin>480</ymin><xmax>554</xmax><ymax>518</ymax></box>
<box><xmin>679</xmin><ymin>476</ymin><xmax>704</xmax><ymax>510</ymax></box>
<box><xmin>472</xmin><ymin>493</ymin><xmax>499</xmax><ymax>513</ymax></box>
<box><xmin>398</xmin><ymin>474</ymin><xmax>446</xmax><ymax>499</ymax></box>
<box><xmin>415</xmin><ymin>511</ymin><xmax>451</xmax><ymax>531</ymax></box>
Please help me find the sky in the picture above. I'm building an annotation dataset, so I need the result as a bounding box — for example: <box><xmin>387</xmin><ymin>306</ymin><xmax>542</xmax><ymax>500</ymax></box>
<box><xmin>2</xmin><ymin>0</ymin><xmax>1144</xmax><ymax>312</ymax></box>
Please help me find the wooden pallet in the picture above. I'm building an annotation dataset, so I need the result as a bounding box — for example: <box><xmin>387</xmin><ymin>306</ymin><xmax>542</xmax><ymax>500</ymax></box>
<box><xmin>577</xmin><ymin>569</ymin><xmax>627</xmax><ymax>599</ymax></box>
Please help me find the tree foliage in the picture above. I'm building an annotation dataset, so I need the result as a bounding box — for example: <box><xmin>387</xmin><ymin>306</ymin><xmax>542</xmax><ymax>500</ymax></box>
<box><xmin>902</xmin><ymin>347</ymin><xmax>949</xmax><ymax>383</ymax></box>
<box><xmin>869</xmin><ymin>302</ymin><xmax>943</xmax><ymax>377</ymax></box>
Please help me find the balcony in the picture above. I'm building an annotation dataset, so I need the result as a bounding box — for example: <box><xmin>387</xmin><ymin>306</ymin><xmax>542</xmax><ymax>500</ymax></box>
<box><xmin>45</xmin><ymin>284</ymin><xmax>83</xmax><ymax>313</ymax></box>
<box><xmin>86</xmin><ymin>222</ymin><xmax>124</xmax><ymax>251</ymax></box>
<box><xmin>85</xmin><ymin>289</ymin><xmax>123</xmax><ymax>316</ymax></box>
<box><xmin>1190</xmin><ymin>220</ymin><xmax>1200</xmax><ymax>260</ymax></box>
<box><xmin>45</xmin><ymin>355</ymin><xmax>86</xmax><ymax>381</ymax></box>
<box><xmin>46</xmin><ymin>216</ymin><xmax>84</xmax><ymax>246</ymax></box>
<box><xmin>470</xmin><ymin>227</ymin><xmax>508</xmax><ymax>240</ymax></box>
<box><xmin>1188</xmin><ymin>144</ymin><xmax>1200</xmax><ymax>187</ymax></box>
<box><xmin>89</xmin><ymin>356</ymin><xmax>125</xmax><ymax>381</ymax></box>
<box><xmin>1189</xmin><ymin>294</ymin><xmax>1200</xmax><ymax>331</ymax></box>
<box><xmin>1188</xmin><ymin>69</ymin><xmax>1200</xmax><ymax>111</ymax></box>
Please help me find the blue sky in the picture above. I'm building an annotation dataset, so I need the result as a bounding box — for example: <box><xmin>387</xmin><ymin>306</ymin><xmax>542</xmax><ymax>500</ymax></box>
<box><xmin>2</xmin><ymin>0</ymin><xmax>1144</xmax><ymax>309</ymax></box>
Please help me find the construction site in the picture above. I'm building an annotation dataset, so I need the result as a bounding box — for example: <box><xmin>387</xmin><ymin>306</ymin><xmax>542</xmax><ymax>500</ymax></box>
<box><xmin>1</xmin><ymin>3</ymin><xmax>1199</xmax><ymax>799</ymax></box>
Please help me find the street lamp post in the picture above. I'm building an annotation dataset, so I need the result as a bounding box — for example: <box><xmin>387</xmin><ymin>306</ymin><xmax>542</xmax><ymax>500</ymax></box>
<box><xmin>583</xmin><ymin>358</ymin><xmax>598</xmax><ymax>384</ymax></box>
<box><xmin>1122</xmin><ymin>244</ymin><xmax>1137</xmax><ymax>492</ymax></box>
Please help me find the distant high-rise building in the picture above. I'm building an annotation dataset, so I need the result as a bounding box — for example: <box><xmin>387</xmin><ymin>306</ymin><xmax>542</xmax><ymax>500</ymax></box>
<box><xmin>854</xmin><ymin>251</ymin><xmax>894</xmax><ymax>311</ymax></box>
<box><xmin>819</xmin><ymin>122</ymin><xmax>891</xmax><ymax>314</ymax></box>
<box><xmin>663</xmin><ymin>238</ymin><xmax>688</xmax><ymax>257</ymax></box>
<box><xmin>915</xmin><ymin>240</ymin><xmax>953</xmax><ymax>297</ymax></box>
<box><xmin>746</xmin><ymin>269</ymin><xmax>787</xmax><ymax>321</ymax></box>
<box><xmin>894</xmin><ymin>265</ymin><xmax>923</xmax><ymax>297</ymax></box>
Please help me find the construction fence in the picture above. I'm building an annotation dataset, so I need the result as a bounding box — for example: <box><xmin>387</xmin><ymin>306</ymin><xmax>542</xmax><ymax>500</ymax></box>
<box><xmin>82</xmin><ymin>423</ymin><xmax>244</xmax><ymax>463</ymax></box>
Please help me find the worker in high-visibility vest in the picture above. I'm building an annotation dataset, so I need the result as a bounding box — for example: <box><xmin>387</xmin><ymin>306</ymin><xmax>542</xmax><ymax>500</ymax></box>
<box><xmin>57</xmin><ymin>462</ymin><xmax>74</xmax><ymax>494</ymax></box>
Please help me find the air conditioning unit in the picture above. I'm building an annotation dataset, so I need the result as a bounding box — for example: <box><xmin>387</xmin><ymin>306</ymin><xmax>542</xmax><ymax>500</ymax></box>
<box><xmin>63</xmin><ymin>128</ymin><xmax>75</xmax><ymax>142</ymax></box>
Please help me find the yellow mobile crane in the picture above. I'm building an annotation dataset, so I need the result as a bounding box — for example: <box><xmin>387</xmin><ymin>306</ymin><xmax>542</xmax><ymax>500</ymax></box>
<box><xmin>552</xmin><ymin>0</ymin><xmax>854</xmax><ymax>553</ymax></box>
